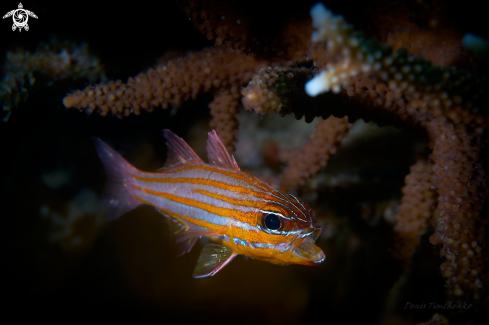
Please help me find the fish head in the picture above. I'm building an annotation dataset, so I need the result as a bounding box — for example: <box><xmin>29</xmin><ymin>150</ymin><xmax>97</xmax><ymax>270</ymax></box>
<box><xmin>250</xmin><ymin>193</ymin><xmax>325</xmax><ymax>266</ymax></box>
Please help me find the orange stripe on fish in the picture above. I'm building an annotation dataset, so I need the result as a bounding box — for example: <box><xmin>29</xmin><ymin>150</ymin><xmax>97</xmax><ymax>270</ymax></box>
<box><xmin>134</xmin><ymin>185</ymin><xmax>252</xmax><ymax>228</ymax></box>
<box><xmin>135</xmin><ymin>195</ymin><xmax>224</xmax><ymax>231</ymax></box>
<box><xmin>132</xmin><ymin>175</ymin><xmax>260</xmax><ymax>197</ymax></box>
<box><xmin>192</xmin><ymin>189</ymin><xmax>264</xmax><ymax>208</ymax></box>
<box><xmin>92</xmin><ymin>129</ymin><xmax>325</xmax><ymax>278</ymax></box>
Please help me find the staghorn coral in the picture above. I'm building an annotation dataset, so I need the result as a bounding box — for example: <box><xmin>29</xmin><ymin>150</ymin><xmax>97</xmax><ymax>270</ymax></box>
<box><xmin>392</xmin><ymin>158</ymin><xmax>436</xmax><ymax>263</ymax></box>
<box><xmin>238</xmin><ymin>1</ymin><xmax>488</xmax><ymax>311</ymax></box>
<box><xmin>367</xmin><ymin>1</ymin><xmax>468</xmax><ymax>68</ymax></box>
<box><xmin>426</xmin><ymin>118</ymin><xmax>488</xmax><ymax>301</ymax></box>
<box><xmin>242</xmin><ymin>66</ymin><xmax>313</xmax><ymax>116</ymax></box>
<box><xmin>1</xmin><ymin>39</ymin><xmax>105</xmax><ymax>121</ymax></box>
<box><xmin>305</xmin><ymin>3</ymin><xmax>488</xmax><ymax>125</ymax></box>
<box><xmin>279</xmin><ymin>116</ymin><xmax>352</xmax><ymax>192</ymax></box>
<box><xmin>39</xmin><ymin>188</ymin><xmax>104</xmax><ymax>252</ymax></box>
<box><xmin>209</xmin><ymin>90</ymin><xmax>241</xmax><ymax>151</ymax></box>
<box><xmin>63</xmin><ymin>1</ymin><xmax>313</xmax><ymax>151</ymax></box>
<box><xmin>303</xmin><ymin>3</ymin><xmax>489</xmax><ymax>307</ymax></box>
<box><xmin>63</xmin><ymin>46</ymin><xmax>270</xmax><ymax>150</ymax></box>
<box><xmin>175</xmin><ymin>0</ymin><xmax>256</xmax><ymax>51</ymax></box>
<box><xmin>175</xmin><ymin>0</ymin><xmax>312</xmax><ymax>61</ymax></box>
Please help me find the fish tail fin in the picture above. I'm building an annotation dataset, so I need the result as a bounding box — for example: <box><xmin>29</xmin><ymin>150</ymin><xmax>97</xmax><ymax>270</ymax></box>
<box><xmin>92</xmin><ymin>137</ymin><xmax>142</xmax><ymax>221</ymax></box>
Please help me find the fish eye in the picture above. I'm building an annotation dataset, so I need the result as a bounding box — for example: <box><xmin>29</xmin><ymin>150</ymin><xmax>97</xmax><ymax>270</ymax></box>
<box><xmin>263</xmin><ymin>213</ymin><xmax>281</xmax><ymax>230</ymax></box>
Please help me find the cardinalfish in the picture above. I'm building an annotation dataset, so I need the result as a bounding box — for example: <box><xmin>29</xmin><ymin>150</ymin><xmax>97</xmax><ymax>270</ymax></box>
<box><xmin>93</xmin><ymin>130</ymin><xmax>325</xmax><ymax>277</ymax></box>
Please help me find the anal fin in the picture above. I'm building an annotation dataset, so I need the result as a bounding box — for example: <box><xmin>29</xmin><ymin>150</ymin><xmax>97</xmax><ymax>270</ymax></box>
<box><xmin>193</xmin><ymin>244</ymin><xmax>237</xmax><ymax>278</ymax></box>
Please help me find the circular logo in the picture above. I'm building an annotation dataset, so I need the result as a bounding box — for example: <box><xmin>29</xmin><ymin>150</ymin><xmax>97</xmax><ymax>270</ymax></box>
<box><xmin>13</xmin><ymin>9</ymin><xmax>28</xmax><ymax>28</ymax></box>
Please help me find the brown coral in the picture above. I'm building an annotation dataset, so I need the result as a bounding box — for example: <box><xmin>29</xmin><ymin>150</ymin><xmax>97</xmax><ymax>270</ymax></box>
<box><xmin>340</xmin><ymin>69</ymin><xmax>489</xmax><ymax>307</ymax></box>
<box><xmin>279</xmin><ymin>117</ymin><xmax>352</xmax><ymax>192</ymax></box>
<box><xmin>63</xmin><ymin>47</ymin><xmax>263</xmax><ymax>117</ymax></box>
<box><xmin>176</xmin><ymin>0</ymin><xmax>255</xmax><ymax>51</ymax></box>
<box><xmin>426</xmin><ymin>118</ymin><xmax>488</xmax><ymax>302</ymax></box>
<box><xmin>304</xmin><ymin>3</ymin><xmax>489</xmax><ymax>307</ymax></box>
<box><xmin>175</xmin><ymin>0</ymin><xmax>312</xmax><ymax>61</ymax></box>
<box><xmin>368</xmin><ymin>2</ymin><xmax>469</xmax><ymax>68</ymax></box>
<box><xmin>63</xmin><ymin>46</ymin><xmax>269</xmax><ymax>149</ymax></box>
<box><xmin>1</xmin><ymin>40</ymin><xmax>105</xmax><ymax>121</ymax></box>
<box><xmin>242</xmin><ymin>66</ymin><xmax>312</xmax><ymax>115</ymax></box>
<box><xmin>209</xmin><ymin>90</ymin><xmax>240</xmax><ymax>152</ymax></box>
<box><xmin>392</xmin><ymin>158</ymin><xmax>436</xmax><ymax>263</ymax></box>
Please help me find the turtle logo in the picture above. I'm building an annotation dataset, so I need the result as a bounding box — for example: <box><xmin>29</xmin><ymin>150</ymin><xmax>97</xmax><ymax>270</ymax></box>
<box><xmin>3</xmin><ymin>3</ymin><xmax>38</xmax><ymax>32</ymax></box>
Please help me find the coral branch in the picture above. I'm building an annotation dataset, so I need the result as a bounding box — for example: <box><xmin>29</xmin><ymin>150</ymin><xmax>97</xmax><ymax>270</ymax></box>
<box><xmin>176</xmin><ymin>0</ymin><xmax>312</xmax><ymax>61</ymax></box>
<box><xmin>392</xmin><ymin>158</ymin><xmax>436</xmax><ymax>263</ymax></box>
<box><xmin>242</xmin><ymin>66</ymin><xmax>313</xmax><ymax>115</ymax></box>
<box><xmin>306</xmin><ymin>3</ymin><xmax>489</xmax><ymax>127</ymax></box>
<box><xmin>1</xmin><ymin>40</ymin><xmax>104</xmax><ymax>121</ymax></box>
<box><xmin>307</xmin><ymin>3</ymin><xmax>489</xmax><ymax>306</ymax></box>
<box><xmin>279</xmin><ymin>116</ymin><xmax>352</xmax><ymax>192</ymax></box>
<box><xmin>427</xmin><ymin>118</ymin><xmax>488</xmax><ymax>301</ymax></box>
<box><xmin>63</xmin><ymin>46</ymin><xmax>269</xmax><ymax>149</ymax></box>
<box><xmin>64</xmin><ymin>47</ymin><xmax>266</xmax><ymax>117</ymax></box>
<box><xmin>209</xmin><ymin>90</ymin><xmax>240</xmax><ymax>152</ymax></box>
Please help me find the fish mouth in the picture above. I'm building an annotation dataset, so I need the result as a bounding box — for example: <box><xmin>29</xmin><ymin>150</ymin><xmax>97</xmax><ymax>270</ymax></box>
<box><xmin>291</xmin><ymin>228</ymin><xmax>325</xmax><ymax>265</ymax></box>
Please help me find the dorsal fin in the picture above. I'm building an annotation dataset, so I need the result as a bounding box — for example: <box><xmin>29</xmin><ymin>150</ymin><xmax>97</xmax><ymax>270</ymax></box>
<box><xmin>159</xmin><ymin>129</ymin><xmax>203</xmax><ymax>170</ymax></box>
<box><xmin>206</xmin><ymin>130</ymin><xmax>240</xmax><ymax>171</ymax></box>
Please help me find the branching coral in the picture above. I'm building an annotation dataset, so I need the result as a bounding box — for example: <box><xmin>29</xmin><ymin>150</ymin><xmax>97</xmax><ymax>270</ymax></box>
<box><xmin>303</xmin><ymin>3</ymin><xmax>489</xmax><ymax>306</ymax></box>
<box><xmin>368</xmin><ymin>2</ymin><xmax>468</xmax><ymax>68</ymax></box>
<box><xmin>279</xmin><ymin>116</ymin><xmax>352</xmax><ymax>192</ymax></box>
<box><xmin>1</xmin><ymin>40</ymin><xmax>105</xmax><ymax>121</ymax></box>
<box><xmin>392</xmin><ymin>158</ymin><xmax>436</xmax><ymax>263</ymax></box>
<box><xmin>40</xmin><ymin>188</ymin><xmax>104</xmax><ymax>252</ymax></box>
<box><xmin>63</xmin><ymin>46</ymin><xmax>270</xmax><ymax>151</ymax></box>
<box><xmin>305</xmin><ymin>4</ymin><xmax>488</xmax><ymax>126</ymax></box>
<box><xmin>63</xmin><ymin>0</ymin><xmax>313</xmax><ymax>151</ymax></box>
<box><xmin>237</xmin><ymin>0</ymin><xmax>489</xmax><ymax>310</ymax></box>
<box><xmin>242</xmin><ymin>66</ymin><xmax>313</xmax><ymax>116</ymax></box>
<box><xmin>175</xmin><ymin>0</ymin><xmax>312</xmax><ymax>61</ymax></box>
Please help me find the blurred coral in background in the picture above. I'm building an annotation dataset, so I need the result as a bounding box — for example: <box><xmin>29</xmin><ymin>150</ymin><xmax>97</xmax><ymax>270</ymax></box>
<box><xmin>2</xmin><ymin>0</ymin><xmax>488</xmax><ymax>324</ymax></box>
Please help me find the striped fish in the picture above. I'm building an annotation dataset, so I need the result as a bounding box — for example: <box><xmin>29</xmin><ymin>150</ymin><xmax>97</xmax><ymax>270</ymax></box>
<box><xmin>93</xmin><ymin>130</ymin><xmax>325</xmax><ymax>277</ymax></box>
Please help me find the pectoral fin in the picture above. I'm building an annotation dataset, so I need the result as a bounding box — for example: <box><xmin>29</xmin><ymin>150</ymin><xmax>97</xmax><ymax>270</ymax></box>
<box><xmin>193</xmin><ymin>244</ymin><xmax>237</xmax><ymax>278</ymax></box>
<box><xmin>165</xmin><ymin>217</ymin><xmax>198</xmax><ymax>257</ymax></box>
<box><xmin>175</xmin><ymin>227</ymin><xmax>226</xmax><ymax>245</ymax></box>
<box><xmin>160</xmin><ymin>208</ymin><xmax>228</xmax><ymax>257</ymax></box>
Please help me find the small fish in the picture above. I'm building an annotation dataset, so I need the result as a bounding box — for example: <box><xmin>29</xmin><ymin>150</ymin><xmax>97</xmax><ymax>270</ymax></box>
<box><xmin>93</xmin><ymin>130</ymin><xmax>325</xmax><ymax>277</ymax></box>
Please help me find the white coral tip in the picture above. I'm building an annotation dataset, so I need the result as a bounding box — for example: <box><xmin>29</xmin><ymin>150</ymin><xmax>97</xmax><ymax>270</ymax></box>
<box><xmin>310</xmin><ymin>3</ymin><xmax>329</xmax><ymax>25</ymax></box>
<box><xmin>305</xmin><ymin>73</ymin><xmax>329</xmax><ymax>96</ymax></box>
